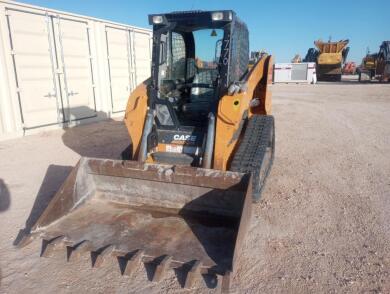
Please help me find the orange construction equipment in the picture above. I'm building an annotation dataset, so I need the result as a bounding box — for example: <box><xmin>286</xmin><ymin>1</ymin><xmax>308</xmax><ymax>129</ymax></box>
<box><xmin>342</xmin><ymin>62</ymin><xmax>356</xmax><ymax>75</ymax></box>
<box><xmin>16</xmin><ymin>10</ymin><xmax>275</xmax><ymax>292</ymax></box>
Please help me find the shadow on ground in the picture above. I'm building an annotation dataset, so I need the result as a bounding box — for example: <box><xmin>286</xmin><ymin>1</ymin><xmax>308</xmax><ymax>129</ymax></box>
<box><xmin>61</xmin><ymin>106</ymin><xmax>130</xmax><ymax>159</ymax></box>
<box><xmin>0</xmin><ymin>179</ymin><xmax>10</xmax><ymax>212</ymax></box>
<box><xmin>14</xmin><ymin>107</ymin><xmax>131</xmax><ymax>245</ymax></box>
<box><xmin>14</xmin><ymin>165</ymin><xmax>73</xmax><ymax>245</ymax></box>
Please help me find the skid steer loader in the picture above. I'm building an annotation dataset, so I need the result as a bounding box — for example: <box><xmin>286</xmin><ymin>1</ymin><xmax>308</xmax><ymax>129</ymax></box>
<box><xmin>16</xmin><ymin>10</ymin><xmax>274</xmax><ymax>292</ymax></box>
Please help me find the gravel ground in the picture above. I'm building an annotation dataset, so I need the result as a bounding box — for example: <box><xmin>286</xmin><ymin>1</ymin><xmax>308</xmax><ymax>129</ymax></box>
<box><xmin>0</xmin><ymin>79</ymin><xmax>389</xmax><ymax>293</ymax></box>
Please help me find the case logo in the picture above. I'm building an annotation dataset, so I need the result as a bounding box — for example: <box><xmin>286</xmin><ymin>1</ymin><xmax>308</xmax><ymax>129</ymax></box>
<box><xmin>173</xmin><ymin>134</ymin><xmax>197</xmax><ymax>142</ymax></box>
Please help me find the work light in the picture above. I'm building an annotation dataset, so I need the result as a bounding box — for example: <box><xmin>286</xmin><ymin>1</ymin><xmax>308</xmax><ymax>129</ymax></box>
<box><xmin>211</xmin><ymin>12</ymin><xmax>224</xmax><ymax>21</ymax></box>
<box><xmin>152</xmin><ymin>15</ymin><xmax>163</xmax><ymax>24</ymax></box>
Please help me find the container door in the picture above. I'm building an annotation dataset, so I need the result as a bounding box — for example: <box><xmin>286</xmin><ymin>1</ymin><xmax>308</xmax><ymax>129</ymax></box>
<box><xmin>291</xmin><ymin>63</ymin><xmax>308</xmax><ymax>81</ymax></box>
<box><xmin>6</xmin><ymin>9</ymin><xmax>61</xmax><ymax>129</ymax></box>
<box><xmin>54</xmin><ymin>17</ymin><xmax>96</xmax><ymax>122</ymax></box>
<box><xmin>106</xmin><ymin>27</ymin><xmax>132</xmax><ymax>113</ymax></box>
<box><xmin>132</xmin><ymin>31</ymin><xmax>151</xmax><ymax>86</ymax></box>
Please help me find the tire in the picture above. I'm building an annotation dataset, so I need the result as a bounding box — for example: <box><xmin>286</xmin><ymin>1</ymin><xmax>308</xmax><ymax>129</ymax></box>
<box><xmin>230</xmin><ymin>115</ymin><xmax>275</xmax><ymax>202</ymax></box>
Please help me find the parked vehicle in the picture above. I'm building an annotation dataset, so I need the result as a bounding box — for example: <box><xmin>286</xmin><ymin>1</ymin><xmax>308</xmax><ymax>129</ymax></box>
<box><xmin>359</xmin><ymin>41</ymin><xmax>390</xmax><ymax>82</ymax></box>
<box><xmin>314</xmin><ymin>39</ymin><xmax>350</xmax><ymax>81</ymax></box>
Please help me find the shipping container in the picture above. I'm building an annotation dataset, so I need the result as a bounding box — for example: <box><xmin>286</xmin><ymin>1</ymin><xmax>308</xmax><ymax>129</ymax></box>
<box><xmin>0</xmin><ymin>0</ymin><xmax>152</xmax><ymax>140</ymax></box>
<box><xmin>273</xmin><ymin>62</ymin><xmax>317</xmax><ymax>84</ymax></box>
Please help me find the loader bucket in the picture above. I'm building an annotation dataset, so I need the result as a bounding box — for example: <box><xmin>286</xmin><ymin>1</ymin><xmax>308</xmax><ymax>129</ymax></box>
<box><xmin>17</xmin><ymin>158</ymin><xmax>252</xmax><ymax>291</ymax></box>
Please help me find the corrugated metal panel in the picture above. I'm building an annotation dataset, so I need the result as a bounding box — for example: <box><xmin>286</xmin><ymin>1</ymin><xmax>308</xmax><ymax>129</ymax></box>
<box><xmin>0</xmin><ymin>110</ymin><xmax>3</xmax><ymax>136</ymax></box>
<box><xmin>0</xmin><ymin>5</ymin><xmax>20</xmax><ymax>139</ymax></box>
<box><xmin>0</xmin><ymin>0</ymin><xmax>152</xmax><ymax>139</ymax></box>
<box><xmin>132</xmin><ymin>30</ymin><xmax>151</xmax><ymax>85</ymax></box>
<box><xmin>291</xmin><ymin>63</ymin><xmax>308</xmax><ymax>81</ymax></box>
<box><xmin>273</xmin><ymin>63</ymin><xmax>317</xmax><ymax>84</ymax></box>
<box><xmin>54</xmin><ymin>17</ymin><xmax>97</xmax><ymax>121</ymax></box>
<box><xmin>106</xmin><ymin>26</ymin><xmax>132</xmax><ymax>113</ymax></box>
<box><xmin>6</xmin><ymin>9</ymin><xmax>60</xmax><ymax>129</ymax></box>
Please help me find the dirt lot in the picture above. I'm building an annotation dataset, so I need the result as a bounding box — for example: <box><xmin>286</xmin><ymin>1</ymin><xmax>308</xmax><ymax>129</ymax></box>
<box><xmin>0</xmin><ymin>79</ymin><xmax>389</xmax><ymax>293</ymax></box>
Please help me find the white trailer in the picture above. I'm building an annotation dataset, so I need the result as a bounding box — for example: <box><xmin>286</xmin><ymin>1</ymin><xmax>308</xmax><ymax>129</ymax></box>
<box><xmin>273</xmin><ymin>62</ymin><xmax>317</xmax><ymax>84</ymax></box>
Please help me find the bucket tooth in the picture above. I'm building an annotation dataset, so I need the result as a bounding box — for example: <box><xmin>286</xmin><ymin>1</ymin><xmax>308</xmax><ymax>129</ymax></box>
<box><xmin>41</xmin><ymin>236</ymin><xmax>70</xmax><ymax>258</ymax></box>
<box><xmin>184</xmin><ymin>260</ymin><xmax>202</xmax><ymax>289</ymax></box>
<box><xmin>122</xmin><ymin>249</ymin><xmax>144</xmax><ymax>277</ymax></box>
<box><xmin>152</xmin><ymin>255</ymin><xmax>172</xmax><ymax>282</ymax></box>
<box><xmin>67</xmin><ymin>240</ymin><xmax>93</xmax><ymax>262</ymax></box>
<box><xmin>92</xmin><ymin>245</ymin><xmax>116</xmax><ymax>268</ymax></box>
<box><xmin>221</xmin><ymin>271</ymin><xmax>231</xmax><ymax>293</ymax></box>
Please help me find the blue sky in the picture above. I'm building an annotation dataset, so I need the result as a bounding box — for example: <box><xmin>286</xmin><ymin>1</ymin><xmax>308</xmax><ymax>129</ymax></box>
<box><xmin>21</xmin><ymin>0</ymin><xmax>390</xmax><ymax>62</ymax></box>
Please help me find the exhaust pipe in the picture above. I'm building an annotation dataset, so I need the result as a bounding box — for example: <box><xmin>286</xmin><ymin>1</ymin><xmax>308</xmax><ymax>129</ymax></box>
<box><xmin>202</xmin><ymin>113</ymin><xmax>215</xmax><ymax>169</ymax></box>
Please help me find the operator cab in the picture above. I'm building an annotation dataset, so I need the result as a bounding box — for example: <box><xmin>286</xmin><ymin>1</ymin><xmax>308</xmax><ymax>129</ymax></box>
<box><xmin>157</xmin><ymin>28</ymin><xmax>221</xmax><ymax>124</ymax></box>
<box><xmin>146</xmin><ymin>11</ymin><xmax>249</xmax><ymax>166</ymax></box>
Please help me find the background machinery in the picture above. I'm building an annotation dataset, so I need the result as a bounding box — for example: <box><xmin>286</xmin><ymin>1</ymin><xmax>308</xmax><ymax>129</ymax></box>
<box><xmin>304</xmin><ymin>39</ymin><xmax>350</xmax><ymax>81</ymax></box>
<box><xmin>248</xmin><ymin>50</ymin><xmax>268</xmax><ymax>68</ymax></box>
<box><xmin>375</xmin><ymin>41</ymin><xmax>390</xmax><ymax>82</ymax></box>
<box><xmin>358</xmin><ymin>41</ymin><xmax>390</xmax><ymax>82</ymax></box>
<box><xmin>291</xmin><ymin>54</ymin><xmax>302</xmax><ymax>63</ymax></box>
<box><xmin>342</xmin><ymin>62</ymin><xmax>357</xmax><ymax>75</ymax></box>
<box><xmin>16</xmin><ymin>10</ymin><xmax>275</xmax><ymax>292</ymax></box>
<box><xmin>358</xmin><ymin>50</ymin><xmax>378</xmax><ymax>81</ymax></box>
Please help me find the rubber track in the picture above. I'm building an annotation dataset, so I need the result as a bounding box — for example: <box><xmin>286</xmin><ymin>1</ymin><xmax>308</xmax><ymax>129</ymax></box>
<box><xmin>230</xmin><ymin>115</ymin><xmax>275</xmax><ymax>201</ymax></box>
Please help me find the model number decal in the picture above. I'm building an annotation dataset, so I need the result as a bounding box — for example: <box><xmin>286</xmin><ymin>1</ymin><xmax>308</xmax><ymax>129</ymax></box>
<box><xmin>223</xmin><ymin>39</ymin><xmax>230</xmax><ymax>65</ymax></box>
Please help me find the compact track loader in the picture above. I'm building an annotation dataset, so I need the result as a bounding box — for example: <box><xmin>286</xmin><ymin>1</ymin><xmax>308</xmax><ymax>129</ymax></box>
<box><xmin>17</xmin><ymin>10</ymin><xmax>274</xmax><ymax>292</ymax></box>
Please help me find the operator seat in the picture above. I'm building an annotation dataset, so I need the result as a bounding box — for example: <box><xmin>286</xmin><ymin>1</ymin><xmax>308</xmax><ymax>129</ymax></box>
<box><xmin>182</xmin><ymin>69</ymin><xmax>218</xmax><ymax>117</ymax></box>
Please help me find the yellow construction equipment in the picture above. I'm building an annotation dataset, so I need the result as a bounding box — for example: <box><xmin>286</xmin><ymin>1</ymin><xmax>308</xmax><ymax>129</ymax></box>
<box><xmin>376</xmin><ymin>41</ymin><xmax>390</xmax><ymax>82</ymax></box>
<box><xmin>16</xmin><ymin>10</ymin><xmax>274</xmax><ymax>292</ymax></box>
<box><xmin>359</xmin><ymin>50</ymin><xmax>378</xmax><ymax>81</ymax></box>
<box><xmin>359</xmin><ymin>42</ymin><xmax>390</xmax><ymax>82</ymax></box>
<box><xmin>308</xmin><ymin>39</ymin><xmax>350</xmax><ymax>81</ymax></box>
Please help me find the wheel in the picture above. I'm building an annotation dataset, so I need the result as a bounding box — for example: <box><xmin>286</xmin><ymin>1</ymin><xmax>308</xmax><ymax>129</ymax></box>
<box><xmin>230</xmin><ymin>115</ymin><xmax>275</xmax><ymax>202</ymax></box>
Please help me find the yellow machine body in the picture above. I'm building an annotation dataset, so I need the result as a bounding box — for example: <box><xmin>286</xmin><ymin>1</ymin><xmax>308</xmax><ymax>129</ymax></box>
<box><xmin>124</xmin><ymin>55</ymin><xmax>273</xmax><ymax>170</ymax></box>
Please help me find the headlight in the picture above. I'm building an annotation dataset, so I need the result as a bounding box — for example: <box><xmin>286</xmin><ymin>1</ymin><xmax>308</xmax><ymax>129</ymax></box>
<box><xmin>152</xmin><ymin>15</ymin><xmax>163</xmax><ymax>24</ymax></box>
<box><xmin>211</xmin><ymin>12</ymin><xmax>224</xmax><ymax>21</ymax></box>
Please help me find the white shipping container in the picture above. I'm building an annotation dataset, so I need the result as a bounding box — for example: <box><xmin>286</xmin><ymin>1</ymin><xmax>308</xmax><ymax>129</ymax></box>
<box><xmin>0</xmin><ymin>0</ymin><xmax>152</xmax><ymax>140</ymax></box>
<box><xmin>273</xmin><ymin>62</ymin><xmax>317</xmax><ymax>84</ymax></box>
